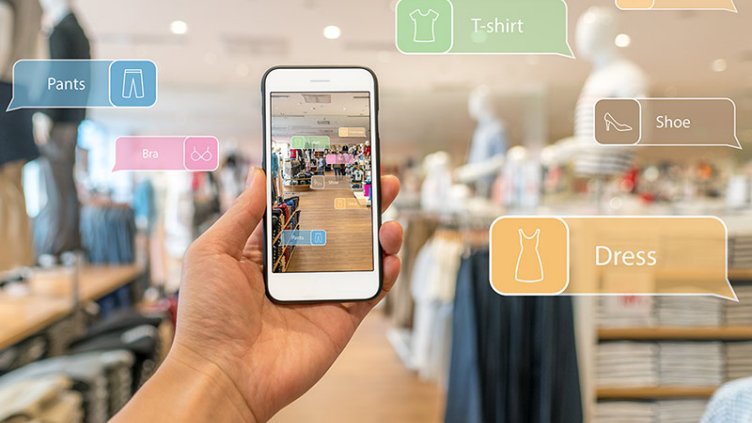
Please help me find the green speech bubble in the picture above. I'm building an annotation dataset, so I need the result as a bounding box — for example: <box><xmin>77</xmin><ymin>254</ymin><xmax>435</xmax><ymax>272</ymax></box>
<box><xmin>290</xmin><ymin>136</ymin><xmax>331</xmax><ymax>150</ymax></box>
<box><xmin>396</xmin><ymin>0</ymin><xmax>574</xmax><ymax>57</ymax></box>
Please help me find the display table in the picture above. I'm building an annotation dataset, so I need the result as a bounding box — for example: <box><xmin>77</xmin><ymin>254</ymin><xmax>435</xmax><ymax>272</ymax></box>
<box><xmin>0</xmin><ymin>265</ymin><xmax>143</xmax><ymax>350</ymax></box>
<box><xmin>0</xmin><ymin>296</ymin><xmax>70</xmax><ymax>350</ymax></box>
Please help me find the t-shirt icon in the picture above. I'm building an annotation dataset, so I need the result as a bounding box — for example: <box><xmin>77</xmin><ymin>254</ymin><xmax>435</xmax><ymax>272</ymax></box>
<box><xmin>410</xmin><ymin>9</ymin><xmax>440</xmax><ymax>43</ymax></box>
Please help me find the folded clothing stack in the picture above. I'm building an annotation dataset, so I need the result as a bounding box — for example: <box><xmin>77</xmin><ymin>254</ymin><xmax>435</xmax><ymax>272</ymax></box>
<box><xmin>656</xmin><ymin>400</ymin><xmax>708</xmax><ymax>423</ymax></box>
<box><xmin>658</xmin><ymin>342</ymin><xmax>724</xmax><ymax>386</ymax></box>
<box><xmin>597</xmin><ymin>342</ymin><xmax>658</xmax><ymax>387</ymax></box>
<box><xmin>723</xmin><ymin>215</ymin><xmax>752</xmax><ymax>269</ymax></box>
<box><xmin>0</xmin><ymin>375</ymin><xmax>82</xmax><ymax>423</ymax></box>
<box><xmin>725</xmin><ymin>285</ymin><xmax>752</xmax><ymax>326</ymax></box>
<box><xmin>598</xmin><ymin>296</ymin><xmax>655</xmax><ymax>328</ymax></box>
<box><xmin>657</xmin><ymin>297</ymin><xmax>723</xmax><ymax>327</ymax></box>
<box><xmin>594</xmin><ymin>401</ymin><xmax>656</xmax><ymax>423</ymax></box>
<box><xmin>729</xmin><ymin>234</ymin><xmax>752</xmax><ymax>269</ymax></box>
<box><xmin>0</xmin><ymin>355</ymin><xmax>108</xmax><ymax>423</ymax></box>
<box><xmin>726</xmin><ymin>342</ymin><xmax>752</xmax><ymax>381</ymax></box>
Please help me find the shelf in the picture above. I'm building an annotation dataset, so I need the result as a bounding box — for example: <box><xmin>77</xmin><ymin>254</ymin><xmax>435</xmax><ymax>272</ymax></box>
<box><xmin>272</xmin><ymin>219</ymin><xmax>301</xmax><ymax>272</ymax></box>
<box><xmin>273</xmin><ymin>254</ymin><xmax>284</xmax><ymax>271</ymax></box>
<box><xmin>272</xmin><ymin>209</ymin><xmax>301</xmax><ymax>245</ymax></box>
<box><xmin>599</xmin><ymin>326</ymin><xmax>752</xmax><ymax>341</ymax></box>
<box><xmin>730</xmin><ymin>269</ymin><xmax>752</xmax><ymax>281</ymax></box>
<box><xmin>597</xmin><ymin>387</ymin><xmax>717</xmax><ymax>399</ymax></box>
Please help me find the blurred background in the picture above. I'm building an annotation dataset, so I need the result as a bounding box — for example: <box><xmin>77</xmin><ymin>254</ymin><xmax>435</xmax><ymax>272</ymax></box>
<box><xmin>1</xmin><ymin>0</ymin><xmax>752</xmax><ymax>422</ymax></box>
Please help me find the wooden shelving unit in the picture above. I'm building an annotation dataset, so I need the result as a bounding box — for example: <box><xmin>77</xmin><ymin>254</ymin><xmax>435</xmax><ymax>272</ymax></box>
<box><xmin>598</xmin><ymin>326</ymin><xmax>752</xmax><ymax>341</ymax></box>
<box><xmin>579</xmin><ymin>268</ymin><xmax>752</xmax><ymax>420</ymax></box>
<box><xmin>729</xmin><ymin>269</ymin><xmax>752</xmax><ymax>281</ymax></box>
<box><xmin>597</xmin><ymin>387</ymin><xmax>717</xmax><ymax>400</ymax></box>
<box><xmin>272</xmin><ymin>209</ymin><xmax>302</xmax><ymax>272</ymax></box>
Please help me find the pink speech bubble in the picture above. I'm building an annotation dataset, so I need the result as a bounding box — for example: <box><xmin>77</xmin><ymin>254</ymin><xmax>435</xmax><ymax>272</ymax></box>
<box><xmin>325</xmin><ymin>153</ymin><xmax>356</xmax><ymax>165</ymax></box>
<box><xmin>113</xmin><ymin>136</ymin><xmax>219</xmax><ymax>172</ymax></box>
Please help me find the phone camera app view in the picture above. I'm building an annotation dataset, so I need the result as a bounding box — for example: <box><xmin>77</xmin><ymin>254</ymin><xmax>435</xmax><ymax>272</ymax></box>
<box><xmin>270</xmin><ymin>92</ymin><xmax>374</xmax><ymax>273</ymax></box>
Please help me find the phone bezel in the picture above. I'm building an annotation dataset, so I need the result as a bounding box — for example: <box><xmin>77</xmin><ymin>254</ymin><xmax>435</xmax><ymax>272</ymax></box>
<box><xmin>262</xmin><ymin>66</ymin><xmax>382</xmax><ymax>303</ymax></box>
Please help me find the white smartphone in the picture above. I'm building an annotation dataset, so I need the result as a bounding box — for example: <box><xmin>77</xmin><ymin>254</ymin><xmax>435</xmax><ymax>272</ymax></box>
<box><xmin>262</xmin><ymin>67</ymin><xmax>382</xmax><ymax>303</ymax></box>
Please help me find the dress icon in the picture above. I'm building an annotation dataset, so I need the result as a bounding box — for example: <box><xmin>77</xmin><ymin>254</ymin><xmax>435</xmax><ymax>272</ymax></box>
<box><xmin>515</xmin><ymin>229</ymin><xmax>544</xmax><ymax>283</ymax></box>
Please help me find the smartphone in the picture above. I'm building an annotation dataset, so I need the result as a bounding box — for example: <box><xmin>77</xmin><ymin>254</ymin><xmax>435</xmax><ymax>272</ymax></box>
<box><xmin>262</xmin><ymin>67</ymin><xmax>382</xmax><ymax>302</ymax></box>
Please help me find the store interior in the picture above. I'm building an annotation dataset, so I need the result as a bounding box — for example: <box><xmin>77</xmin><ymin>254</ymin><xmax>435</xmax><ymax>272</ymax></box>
<box><xmin>271</xmin><ymin>92</ymin><xmax>374</xmax><ymax>273</ymax></box>
<box><xmin>1</xmin><ymin>0</ymin><xmax>752</xmax><ymax>422</ymax></box>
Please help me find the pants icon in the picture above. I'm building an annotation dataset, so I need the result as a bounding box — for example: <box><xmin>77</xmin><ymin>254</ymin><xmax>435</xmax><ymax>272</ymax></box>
<box><xmin>122</xmin><ymin>69</ymin><xmax>145</xmax><ymax>99</ymax></box>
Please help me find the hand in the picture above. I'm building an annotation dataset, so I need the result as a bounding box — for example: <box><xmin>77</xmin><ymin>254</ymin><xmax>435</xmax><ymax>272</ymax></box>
<box><xmin>115</xmin><ymin>169</ymin><xmax>403</xmax><ymax>423</ymax></box>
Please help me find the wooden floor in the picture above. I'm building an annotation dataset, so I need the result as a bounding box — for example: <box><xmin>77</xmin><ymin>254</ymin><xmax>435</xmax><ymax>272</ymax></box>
<box><xmin>286</xmin><ymin>175</ymin><xmax>374</xmax><ymax>272</ymax></box>
<box><xmin>271</xmin><ymin>312</ymin><xmax>445</xmax><ymax>423</ymax></box>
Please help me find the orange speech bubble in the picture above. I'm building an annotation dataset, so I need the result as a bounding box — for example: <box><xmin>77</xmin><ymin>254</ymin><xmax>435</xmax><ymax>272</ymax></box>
<box><xmin>616</xmin><ymin>0</ymin><xmax>737</xmax><ymax>11</ymax></box>
<box><xmin>491</xmin><ymin>216</ymin><xmax>736</xmax><ymax>300</ymax></box>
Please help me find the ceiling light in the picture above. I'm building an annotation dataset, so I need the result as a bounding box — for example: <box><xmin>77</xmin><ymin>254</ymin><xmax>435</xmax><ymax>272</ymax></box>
<box><xmin>712</xmin><ymin>58</ymin><xmax>727</xmax><ymax>72</ymax></box>
<box><xmin>614</xmin><ymin>33</ymin><xmax>631</xmax><ymax>48</ymax></box>
<box><xmin>170</xmin><ymin>20</ymin><xmax>189</xmax><ymax>35</ymax></box>
<box><xmin>323</xmin><ymin>25</ymin><xmax>341</xmax><ymax>40</ymax></box>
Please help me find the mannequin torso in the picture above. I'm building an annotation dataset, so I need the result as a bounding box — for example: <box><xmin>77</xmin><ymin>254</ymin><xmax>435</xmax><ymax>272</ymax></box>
<box><xmin>572</xmin><ymin>7</ymin><xmax>649</xmax><ymax>176</ymax></box>
<box><xmin>576</xmin><ymin>58</ymin><xmax>648</xmax><ymax>141</ymax></box>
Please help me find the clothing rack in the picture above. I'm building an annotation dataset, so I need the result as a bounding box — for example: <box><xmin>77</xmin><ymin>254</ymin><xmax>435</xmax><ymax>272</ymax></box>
<box><xmin>386</xmin><ymin>209</ymin><xmax>583</xmax><ymax>423</ymax></box>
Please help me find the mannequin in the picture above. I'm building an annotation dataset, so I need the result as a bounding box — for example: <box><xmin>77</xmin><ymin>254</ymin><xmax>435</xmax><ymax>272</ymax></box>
<box><xmin>572</xmin><ymin>7</ymin><xmax>648</xmax><ymax>177</ymax></box>
<box><xmin>34</xmin><ymin>0</ymin><xmax>90</xmax><ymax>257</ymax></box>
<box><xmin>0</xmin><ymin>0</ymin><xmax>42</xmax><ymax>271</ymax></box>
<box><xmin>466</xmin><ymin>86</ymin><xmax>508</xmax><ymax>197</ymax></box>
<box><xmin>421</xmin><ymin>152</ymin><xmax>453</xmax><ymax>212</ymax></box>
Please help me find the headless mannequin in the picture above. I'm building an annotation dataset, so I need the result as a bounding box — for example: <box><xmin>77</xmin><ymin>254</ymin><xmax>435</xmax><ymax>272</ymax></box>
<box><xmin>0</xmin><ymin>0</ymin><xmax>41</xmax><ymax>271</ymax></box>
<box><xmin>34</xmin><ymin>0</ymin><xmax>90</xmax><ymax>256</ymax></box>
<box><xmin>467</xmin><ymin>86</ymin><xmax>508</xmax><ymax>197</ymax></box>
<box><xmin>421</xmin><ymin>152</ymin><xmax>452</xmax><ymax>212</ymax></box>
<box><xmin>572</xmin><ymin>7</ymin><xmax>648</xmax><ymax>177</ymax></box>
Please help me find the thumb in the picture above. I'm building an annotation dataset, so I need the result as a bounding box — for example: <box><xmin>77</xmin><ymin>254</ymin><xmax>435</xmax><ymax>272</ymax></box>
<box><xmin>198</xmin><ymin>168</ymin><xmax>267</xmax><ymax>257</ymax></box>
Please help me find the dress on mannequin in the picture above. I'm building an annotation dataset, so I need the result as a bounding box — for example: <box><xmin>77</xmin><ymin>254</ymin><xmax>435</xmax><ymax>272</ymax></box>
<box><xmin>0</xmin><ymin>0</ymin><xmax>42</xmax><ymax>271</ymax></box>
<box><xmin>34</xmin><ymin>5</ymin><xmax>90</xmax><ymax>256</ymax></box>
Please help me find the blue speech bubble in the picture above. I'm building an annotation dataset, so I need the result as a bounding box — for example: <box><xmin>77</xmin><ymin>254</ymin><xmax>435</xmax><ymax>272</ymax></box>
<box><xmin>7</xmin><ymin>59</ymin><xmax>157</xmax><ymax>111</ymax></box>
<box><xmin>281</xmin><ymin>230</ymin><xmax>328</xmax><ymax>246</ymax></box>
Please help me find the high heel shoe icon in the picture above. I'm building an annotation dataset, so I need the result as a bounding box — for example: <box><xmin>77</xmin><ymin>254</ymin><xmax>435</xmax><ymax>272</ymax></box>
<box><xmin>604</xmin><ymin>113</ymin><xmax>634</xmax><ymax>132</ymax></box>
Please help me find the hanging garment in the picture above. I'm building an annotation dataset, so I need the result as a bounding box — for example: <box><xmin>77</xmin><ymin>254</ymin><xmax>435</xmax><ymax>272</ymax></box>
<box><xmin>445</xmin><ymin>249</ymin><xmax>583</xmax><ymax>423</ymax></box>
<box><xmin>0</xmin><ymin>0</ymin><xmax>41</xmax><ymax>164</ymax></box>
<box><xmin>445</xmin><ymin>257</ymin><xmax>483</xmax><ymax>423</ymax></box>
<box><xmin>0</xmin><ymin>0</ymin><xmax>40</xmax><ymax>270</ymax></box>
<box><xmin>80</xmin><ymin>205</ymin><xmax>136</xmax><ymax>264</ymax></box>
<box><xmin>387</xmin><ymin>217</ymin><xmax>439</xmax><ymax>327</ymax></box>
<box><xmin>44</xmin><ymin>12</ymin><xmax>91</xmax><ymax>124</ymax></box>
<box><xmin>34</xmin><ymin>123</ymin><xmax>82</xmax><ymax>256</ymax></box>
<box><xmin>515</xmin><ymin>229</ymin><xmax>544</xmax><ymax>283</ymax></box>
<box><xmin>0</xmin><ymin>82</ymin><xmax>39</xmax><ymax>167</ymax></box>
<box><xmin>33</xmin><ymin>12</ymin><xmax>91</xmax><ymax>257</ymax></box>
<box><xmin>410</xmin><ymin>236</ymin><xmax>464</xmax><ymax>382</ymax></box>
<box><xmin>0</xmin><ymin>162</ymin><xmax>34</xmax><ymax>271</ymax></box>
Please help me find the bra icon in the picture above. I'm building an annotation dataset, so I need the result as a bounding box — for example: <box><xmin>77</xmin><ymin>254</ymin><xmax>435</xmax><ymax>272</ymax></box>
<box><xmin>191</xmin><ymin>146</ymin><xmax>213</xmax><ymax>162</ymax></box>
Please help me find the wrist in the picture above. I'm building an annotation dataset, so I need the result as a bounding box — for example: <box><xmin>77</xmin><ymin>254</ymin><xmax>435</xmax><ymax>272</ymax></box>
<box><xmin>165</xmin><ymin>344</ymin><xmax>259</xmax><ymax>422</ymax></box>
<box><xmin>113</xmin><ymin>344</ymin><xmax>258</xmax><ymax>423</ymax></box>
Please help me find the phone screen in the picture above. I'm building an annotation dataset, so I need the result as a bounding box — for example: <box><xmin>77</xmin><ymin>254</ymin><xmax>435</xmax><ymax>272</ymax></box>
<box><xmin>270</xmin><ymin>91</ymin><xmax>374</xmax><ymax>273</ymax></box>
